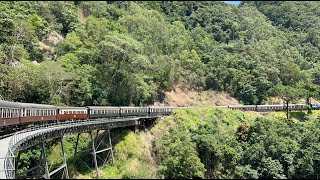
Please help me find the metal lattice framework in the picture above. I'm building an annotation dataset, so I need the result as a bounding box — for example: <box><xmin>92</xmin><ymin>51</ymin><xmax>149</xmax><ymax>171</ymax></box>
<box><xmin>0</xmin><ymin>115</ymin><xmax>161</xmax><ymax>179</ymax></box>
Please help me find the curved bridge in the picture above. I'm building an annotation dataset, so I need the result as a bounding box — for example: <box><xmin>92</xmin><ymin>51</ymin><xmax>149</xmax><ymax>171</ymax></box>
<box><xmin>0</xmin><ymin>115</ymin><xmax>162</xmax><ymax>179</ymax></box>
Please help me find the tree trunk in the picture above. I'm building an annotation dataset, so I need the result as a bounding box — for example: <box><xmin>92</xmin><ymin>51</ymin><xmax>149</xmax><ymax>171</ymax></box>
<box><xmin>307</xmin><ymin>94</ymin><xmax>312</xmax><ymax>114</ymax></box>
<box><xmin>286</xmin><ymin>100</ymin><xmax>289</xmax><ymax>119</ymax></box>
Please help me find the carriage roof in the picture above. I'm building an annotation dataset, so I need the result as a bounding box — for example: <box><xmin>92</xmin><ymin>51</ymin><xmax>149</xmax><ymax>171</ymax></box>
<box><xmin>18</xmin><ymin>102</ymin><xmax>57</xmax><ymax>109</ymax></box>
<box><xmin>0</xmin><ymin>100</ymin><xmax>21</xmax><ymax>108</ymax></box>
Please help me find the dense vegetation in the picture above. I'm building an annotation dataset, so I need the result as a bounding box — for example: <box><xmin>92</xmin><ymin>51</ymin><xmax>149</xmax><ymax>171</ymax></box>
<box><xmin>153</xmin><ymin>107</ymin><xmax>320</xmax><ymax>179</ymax></box>
<box><xmin>17</xmin><ymin>107</ymin><xmax>320</xmax><ymax>179</ymax></box>
<box><xmin>1</xmin><ymin>1</ymin><xmax>320</xmax><ymax>106</ymax></box>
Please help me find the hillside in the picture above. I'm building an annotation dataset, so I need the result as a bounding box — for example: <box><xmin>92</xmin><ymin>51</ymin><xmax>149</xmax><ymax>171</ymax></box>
<box><xmin>18</xmin><ymin>107</ymin><xmax>318</xmax><ymax>179</ymax></box>
<box><xmin>1</xmin><ymin>1</ymin><xmax>320</xmax><ymax>106</ymax></box>
<box><xmin>154</xmin><ymin>87</ymin><xmax>240</xmax><ymax>107</ymax></box>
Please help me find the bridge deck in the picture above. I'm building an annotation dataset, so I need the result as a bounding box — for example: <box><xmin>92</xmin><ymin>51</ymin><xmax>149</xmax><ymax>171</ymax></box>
<box><xmin>0</xmin><ymin>116</ymin><xmax>160</xmax><ymax>179</ymax></box>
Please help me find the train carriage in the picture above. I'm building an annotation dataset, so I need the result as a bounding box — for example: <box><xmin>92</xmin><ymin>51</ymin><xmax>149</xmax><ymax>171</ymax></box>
<box><xmin>228</xmin><ymin>105</ymin><xmax>256</xmax><ymax>111</ymax></box>
<box><xmin>0</xmin><ymin>100</ymin><xmax>21</xmax><ymax>127</ymax></box>
<box><xmin>87</xmin><ymin>106</ymin><xmax>120</xmax><ymax>119</ymax></box>
<box><xmin>57</xmin><ymin>107</ymin><xmax>88</xmax><ymax>120</ymax></box>
<box><xmin>18</xmin><ymin>102</ymin><xmax>57</xmax><ymax>124</ymax></box>
<box><xmin>257</xmin><ymin>105</ymin><xmax>284</xmax><ymax>112</ymax></box>
<box><xmin>283</xmin><ymin>104</ymin><xmax>307</xmax><ymax>111</ymax></box>
<box><xmin>120</xmin><ymin>107</ymin><xmax>149</xmax><ymax>117</ymax></box>
<box><xmin>215</xmin><ymin>106</ymin><xmax>229</xmax><ymax>109</ymax></box>
<box><xmin>149</xmin><ymin>106</ymin><xmax>174</xmax><ymax>116</ymax></box>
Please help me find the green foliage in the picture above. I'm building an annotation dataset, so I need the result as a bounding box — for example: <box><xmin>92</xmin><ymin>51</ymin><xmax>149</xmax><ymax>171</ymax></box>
<box><xmin>1</xmin><ymin>1</ymin><xmax>320</xmax><ymax>106</ymax></box>
<box><xmin>153</xmin><ymin>107</ymin><xmax>320</xmax><ymax>179</ymax></box>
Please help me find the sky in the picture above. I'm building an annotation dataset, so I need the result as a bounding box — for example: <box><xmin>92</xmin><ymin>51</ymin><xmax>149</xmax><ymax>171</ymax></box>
<box><xmin>224</xmin><ymin>1</ymin><xmax>241</xmax><ymax>6</ymax></box>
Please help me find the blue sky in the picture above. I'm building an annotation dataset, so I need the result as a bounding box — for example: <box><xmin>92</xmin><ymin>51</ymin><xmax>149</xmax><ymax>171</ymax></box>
<box><xmin>224</xmin><ymin>1</ymin><xmax>241</xmax><ymax>6</ymax></box>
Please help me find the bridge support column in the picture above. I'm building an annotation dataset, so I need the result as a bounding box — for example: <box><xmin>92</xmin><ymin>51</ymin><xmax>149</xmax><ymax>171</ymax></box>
<box><xmin>60</xmin><ymin>137</ymin><xmax>69</xmax><ymax>179</ymax></box>
<box><xmin>42</xmin><ymin>142</ymin><xmax>50</xmax><ymax>179</ymax></box>
<box><xmin>41</xmin><ymin>138</ymin><xmax>69</xmax><ymax>179</ymax></box>
<box><xmin>134</xmin><ymin>120</ymin><xmax>139</xmax><ymax>133</ymax></box>
<box><xmin>90</xmin><ymin>132</ymin><xmax>99</xmax><ymax>179</ymax></box>
<box><xmin>74</xmin><ymin>133</ymin><xmax>80</xmax><ymax>158</ymax></box>
<box><xmin>15</xmin><ymin>151</ymin><xmax>20</xmax><ymax>178</ymax></box>
<box><xmin>90</xmin><ymin>129</ymin><xmax>114</xmax><ymax>179</ymax></box>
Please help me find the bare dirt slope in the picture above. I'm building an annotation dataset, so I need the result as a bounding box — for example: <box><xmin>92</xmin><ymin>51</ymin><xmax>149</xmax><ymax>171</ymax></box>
<box><xmin>154</xmin><ymin>87</ymin><xmax>240</xmax><ymax>107</ymax></box>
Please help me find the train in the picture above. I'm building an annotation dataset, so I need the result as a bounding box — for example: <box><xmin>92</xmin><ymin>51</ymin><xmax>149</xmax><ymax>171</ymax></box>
<box><xmin>0</xmin><ymin>100</ymin><xmax>174</xmax><ymax>134</ymax></box>
<box><xmin>227</xmin><ymin>104</ymin><xmax>308</xmax><ymax>111</ymax></box>
<box><xmin>0</xmin><ymin>99</ymin><xmax>318</xmax><ymax>135</ymax></box>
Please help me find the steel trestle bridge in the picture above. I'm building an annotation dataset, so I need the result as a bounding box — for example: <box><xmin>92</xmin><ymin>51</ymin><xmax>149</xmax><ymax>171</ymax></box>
<box><xmin>0</xmin><ymin>115</ymin><xmax>161</xmax><ymax>179</ymax></box>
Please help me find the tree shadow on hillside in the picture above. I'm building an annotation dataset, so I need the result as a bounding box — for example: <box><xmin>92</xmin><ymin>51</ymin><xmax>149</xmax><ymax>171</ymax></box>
<box><xmin>289</xmin><ymin>111</ymin><xmax>307</xmax><ymax>121</ymax></box>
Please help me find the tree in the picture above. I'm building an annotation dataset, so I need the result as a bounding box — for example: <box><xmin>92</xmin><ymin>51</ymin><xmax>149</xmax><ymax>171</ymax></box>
<box><xmin>159</xmin><ymin>128</ymin><xmax>206</xmax><ymax>179</ymax></box>
<box><xmin>268</xmin><ymin>84</ymin><xmax>305</xmax><ymax>119</ymax></box>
